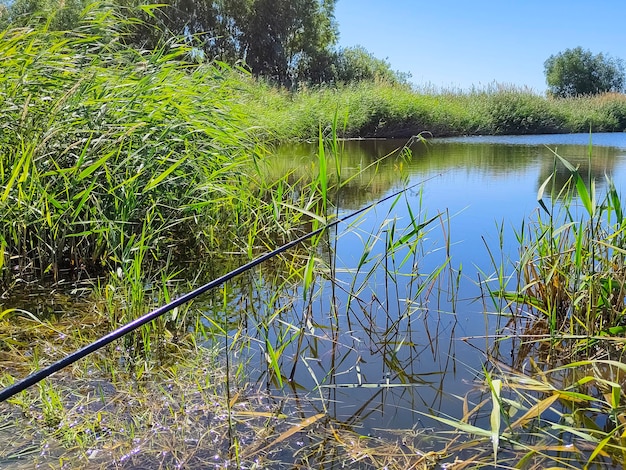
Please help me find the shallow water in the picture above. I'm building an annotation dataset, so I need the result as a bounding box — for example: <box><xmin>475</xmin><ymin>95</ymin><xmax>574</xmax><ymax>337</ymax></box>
<box><xmin>267</xmin><ymin>133</ymin><xmax>626</xmax><ymax>433</ymax></box>
<box><xmin>3</xmin><ymin>132</ymin><xmax>626</xmax><ymax>467</ymax></box>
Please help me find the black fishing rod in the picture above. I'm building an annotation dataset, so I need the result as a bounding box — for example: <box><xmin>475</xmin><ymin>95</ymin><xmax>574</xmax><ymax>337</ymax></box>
<box><xmin>0</xmin><ymin>175</ymin><xmax>439</xmax><ymax>403</ymax></box>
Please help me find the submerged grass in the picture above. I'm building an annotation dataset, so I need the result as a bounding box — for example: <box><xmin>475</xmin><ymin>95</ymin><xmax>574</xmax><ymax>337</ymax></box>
<box><xmin>421</xmin><ymin>354</ymin><xmax>626</xmax><ymax>469</ymax></box>
<box><xmin>0</xmin><ymin>176</ymin><xmax>455</xmax><ymax>469</ymax></box>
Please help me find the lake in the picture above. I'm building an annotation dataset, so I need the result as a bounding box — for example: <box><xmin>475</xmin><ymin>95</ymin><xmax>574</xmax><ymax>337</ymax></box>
<box><xmin>264</xmin><ymin>132</ymin><xmax>626</xmax><ymax>436</ymax></box>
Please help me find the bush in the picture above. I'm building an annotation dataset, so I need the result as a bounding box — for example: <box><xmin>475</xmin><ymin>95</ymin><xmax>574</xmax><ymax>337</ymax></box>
<box><xmin>486</xmin><ymin>91</ymin><xmax>564</xmax><ymax>134</ymax></box>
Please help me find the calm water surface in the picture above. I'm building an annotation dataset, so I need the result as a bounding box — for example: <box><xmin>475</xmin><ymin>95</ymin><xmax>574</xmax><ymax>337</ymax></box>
<box><xmin>269</xmin><ymin>133</ymin><xmax>626</xmax><ymax>434</ymax></box>
<box><xmin>4</xmin><ymin>133</ymin><xmax>626</xmax><ymax>467</ymax></box>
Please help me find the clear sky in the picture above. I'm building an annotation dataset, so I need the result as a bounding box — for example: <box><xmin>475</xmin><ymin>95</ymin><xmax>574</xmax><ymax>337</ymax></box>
<box><xmin>334</xmin><ymin>0</ymin><xmax>626</xmax><ymax>93</ymax></box>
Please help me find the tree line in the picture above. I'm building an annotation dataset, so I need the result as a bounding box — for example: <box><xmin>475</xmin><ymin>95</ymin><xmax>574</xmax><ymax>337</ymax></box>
<box><xmin>2</xmin><ymin>0</ymin><xmax>623</xmax><ymax>97</ymax></box>
<box><xmin>0</xmin><ymin>0</ymin><xmax>409</xmax><ymax>87</ymax></box>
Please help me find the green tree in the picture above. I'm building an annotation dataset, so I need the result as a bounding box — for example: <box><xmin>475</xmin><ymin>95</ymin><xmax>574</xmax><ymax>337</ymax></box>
<box><xmin>333</xmin><ymin>46</ymin><xmax>410</xmax><ymax>85</ymax></box>
<box><xmin>544</xmin><ymin>47</ymin><xmax>625</xmax><ymax>98</ymax></box>
<box><xmin>0</xmin><ymin>0</ymin><xmax>88</xmax><ymax>30</ymax></box>
<box><xmin>129</xmin><ymin>0</ymin><xmax>338</xmax><ymax>86</ymax></box>
<box><xmin>0</xmin><ymin>1</ymin><xmax>409</xmax><ymax>87</ymax></box>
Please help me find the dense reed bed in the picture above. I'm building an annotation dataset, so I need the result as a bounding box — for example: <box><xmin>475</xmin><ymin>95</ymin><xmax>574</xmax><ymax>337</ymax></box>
<box><xmin>1</xmin><ymin>11</ymin><xmax>218</xmax><ymax>280</ymax></box>
<box><xmin>0</xmin><ymin>4</ymin><xmax>325</xmax><ymax>289</ymax></box>
<box><xmin>243</xmin><ymin>81</ymin><xmax>626</xmax><ymax>141</ymax></box>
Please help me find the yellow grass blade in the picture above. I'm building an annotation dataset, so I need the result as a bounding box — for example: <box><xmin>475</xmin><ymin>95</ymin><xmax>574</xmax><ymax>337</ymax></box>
<box><xmin>490</xmin><ymin>379</ymin><xmax>502</xmax><ymax>465</ymax></box>
<box><xmin>584</xmin><ymin>433</ymin><xmax>613</xmax><ymax>469</ymax></box>
<box><xmin>233</xmin><ymin>411</ymin><xmax>288</xmax><ymax>419</ymax></box>
<box><xmin>246</xmin><ymin>413</ymin><xmax>325</xmax><ymax>457</ymax></box>
<box><xmin>510</xmin><ymin>393</ymin><xmax>560</xmax><ymax>429</ymax></box>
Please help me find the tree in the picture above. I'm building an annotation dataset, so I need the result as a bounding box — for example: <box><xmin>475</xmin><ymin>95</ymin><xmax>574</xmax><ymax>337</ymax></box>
<box><xmin>544</xmin><ymin>47</ymin><xmax>625</xmax><ymax>98</ymax></box>
<box><xmin>0</xmin><ymin>0</ymin><xmax>409</xmax><ymax>88</ymax></box>
<box><xmin>130</xmin><ymin>0</ymin><xmax>338</xmax><ymax>86</ymax></box>
<box><xmin>0</xmin><ymin>0</ymin><xmax>89</xmax><ymax>30</ymax></box>
<box><xmin>332</xmin><ymin>46</ymin><xmax>410</xmax><ymax>85</ymax></box>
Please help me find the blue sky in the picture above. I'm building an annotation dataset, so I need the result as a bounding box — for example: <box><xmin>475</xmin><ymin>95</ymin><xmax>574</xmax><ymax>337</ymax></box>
<box><xmin>334</xmin><ymin>1</ymin><xmax>626</xmax><ymax>93</ymax></box>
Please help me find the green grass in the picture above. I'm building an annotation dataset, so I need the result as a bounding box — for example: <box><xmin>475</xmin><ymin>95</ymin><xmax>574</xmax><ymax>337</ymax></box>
<box><xmin>489</xmin><ymin>150</ymin><xmax>626</xmax><ymax>341</ymax></box>
<box><xmin>242</xmin><ymin>80</ymin><xmax>626</xmax><ymax>141</ymax></box>
<box><xmin>437</xmin><ymin>150</ymin><xmax>626</xmax><ymax>468</ymax></box>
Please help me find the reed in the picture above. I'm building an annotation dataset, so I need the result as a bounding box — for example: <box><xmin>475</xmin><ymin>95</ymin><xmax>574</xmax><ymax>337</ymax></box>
<box><xmin>430</xmin><ymin>147</ymin><xmax>626</xmax><ymax>468</ymax></box>
<box><xmin>243</xmin><ymin>79</ymin><xmax>626</xmax><ymax>142</ymax></box>
<box><xmin>0</xmin><ymin>113</ymin><xmax>457</xmax><ymax>468</ymax></box>
<box><xmin>6</xmin><ymin>4</ymin><xmax>626</xmax><ymax>469</ymax></box>
<box><xmin>491</xmin><ymin>149</ymin><xmax>626</xmax><ymax>344</ymax></box>
<box><xmin>0</xmin><ymin>4</ymin><xmax>300</xmax><ymax>289</ymax></box>
<box><xmin>420</xmin><ymin>355</ymin><xmax>626</xmax><ymax>469</ymax></box>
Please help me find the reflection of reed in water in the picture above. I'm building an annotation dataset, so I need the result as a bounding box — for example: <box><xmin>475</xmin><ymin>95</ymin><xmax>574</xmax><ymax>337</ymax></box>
<box><xmin>273</xmin><ymin>139</ymin><xmax>626</xmax><ymax>212</ymax></box>
<box><xmin>536</xmin><ymin>144</ymin><xmax>619</xmax><ymax>198</ymax></box>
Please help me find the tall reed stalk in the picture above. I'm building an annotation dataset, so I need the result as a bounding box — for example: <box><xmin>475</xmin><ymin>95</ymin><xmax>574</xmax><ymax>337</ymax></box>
<box><xmin>493</xmin><ymin>148</ymin><xmax>626</xmax><ymax>344</ymax></box>
<box><xmin>0</xmin><ymin>4</ymin><xmax>289</xmax><ymax>289</ymax></box>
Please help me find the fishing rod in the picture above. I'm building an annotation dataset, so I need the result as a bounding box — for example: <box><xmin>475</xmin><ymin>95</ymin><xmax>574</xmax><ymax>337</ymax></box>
<box><xmin>0</xmin><ymin>174</ymin><xmax>440</xmax><ymax>403</ymax></box>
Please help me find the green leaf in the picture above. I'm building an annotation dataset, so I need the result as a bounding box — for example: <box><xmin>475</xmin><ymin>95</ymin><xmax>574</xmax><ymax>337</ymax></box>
<box><xmin>537</xmin><ymin>171</ymin><xmax>554</xmax><ymax>216</ymax></box>
<box><xmin>77</xmin><ymin>153</ymin><xmax>111</xmax><ymax>181</ymax></box>
<box><xmin>137</xmin><ymin>3</ymin><xmax>168</xmax><ymax>18</ymax></box>
<box><xmin>417</xmin><ymin>411</ymin><xmax>492</xmax><ymax>438</ymax></box>
<box><xmin>143</xmin><ymin>153</ymin><xmax>187</xmax><ymax>193</ymax></box>
<box><xmin>303</xmin><ymin>254</ymin><xmax>315</xmax><ymax>301</ymax></box>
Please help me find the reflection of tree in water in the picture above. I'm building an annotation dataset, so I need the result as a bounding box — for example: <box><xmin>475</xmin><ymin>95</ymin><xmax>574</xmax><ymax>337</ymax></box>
<box><xmin>272</xmin><ymin>140</ymin><xmax>413</xmax><ymax>210</ymax></box>
<box><xmin>536</xmin><ymin>145</ymin><xmax>619</xmax><ymax>199</ymax></box>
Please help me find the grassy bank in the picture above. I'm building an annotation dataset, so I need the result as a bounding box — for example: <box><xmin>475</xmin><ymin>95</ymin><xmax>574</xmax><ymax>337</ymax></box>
<box><xmin>243</xmin><ymin>81</ymin><xmax>626</xmax><ymax>141</ymax></box>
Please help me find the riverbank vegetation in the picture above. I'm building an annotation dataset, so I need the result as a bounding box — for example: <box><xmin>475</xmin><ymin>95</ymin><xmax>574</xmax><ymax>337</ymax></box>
<box><xmin>2</xmin><ymin>3</ymin><xmax>626</xmax><ymax>469</ymax></box>
<box><xmin>458</xmin><ymin>151</ymin><xmax>626</xmax><ymax>468</ymax></box>
<box><xmin>0</xmin><ymin>4</ymin><xmax>324</xmax><ymax>286</ymax></box>
<box><xmin>247</xmin><ymin>81</ymin><xmax>626</xmax><ymax>140</ymax></box>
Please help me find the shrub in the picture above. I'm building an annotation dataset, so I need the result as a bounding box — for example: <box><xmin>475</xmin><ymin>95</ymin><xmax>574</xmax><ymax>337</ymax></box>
<box><xmin>486</xmin><ymin>91</ymin><xmax>564</xmax><ymax>134</ymax></box>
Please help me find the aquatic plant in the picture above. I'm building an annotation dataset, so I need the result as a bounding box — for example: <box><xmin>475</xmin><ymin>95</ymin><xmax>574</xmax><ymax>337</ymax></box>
<box><xmin>491</xmin><ymin>147</ymin><xmax>626</xmax><ymax>345</ymax></box>
<box><xmin>422</xmin><ymin>355</ymin><xmax>626</xmax><ymax>469</ymax></box>
<box><xmin>0</xmin><ymin>113</ymin><xmax>455</xmax><ymax>469</ymax></box>
<box><xmin>435</xmin><ymin>146</ymin><xmax>626</xmax><ymax>468</ymax></box>
<box><xmin>0</xmin><ymin>3</ymin><xmax>289</xmax><ymax>287</ymax></box>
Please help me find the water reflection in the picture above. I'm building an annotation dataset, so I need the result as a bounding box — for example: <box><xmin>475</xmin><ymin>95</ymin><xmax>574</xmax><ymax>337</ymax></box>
<box><xmin>536</xmin><ymin>145</ymin><xmax>618</xmax><ymax>199</ymax></box>
<box><xmin>266</xmin><ymin>133</ymin><xmax>626</xmax><ymax>434</ymax></box>
<box><xmin>274</xmin><ymin>134</ymin><xmax>626</xmax><ymax>210</ymax></box>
